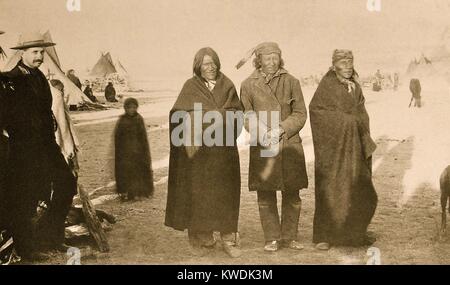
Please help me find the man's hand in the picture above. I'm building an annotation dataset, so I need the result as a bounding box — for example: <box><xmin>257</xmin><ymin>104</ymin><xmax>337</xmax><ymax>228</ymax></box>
<box><xmin>262</xmin><ymin>127</ymin><xmax>285</xmax><ymax>147</ymax></box>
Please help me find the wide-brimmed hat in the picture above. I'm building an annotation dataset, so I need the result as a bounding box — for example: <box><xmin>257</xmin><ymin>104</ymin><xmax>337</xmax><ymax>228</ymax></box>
<box><xmin>10</xmin><ymin>31</ymin><xmax>55</xmax><ymax>50</ymax></box>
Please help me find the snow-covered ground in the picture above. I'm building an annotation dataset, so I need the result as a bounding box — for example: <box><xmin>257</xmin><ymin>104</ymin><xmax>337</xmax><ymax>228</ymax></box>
<box><xmin>363</xmin><ymin>80</ymin><xmax>450</xmax><ymax>205</ymax></box>
<box><xmin>72</xmin><ymin>91</ymin><xmax>177</xmax><ymax>126</ymax></box>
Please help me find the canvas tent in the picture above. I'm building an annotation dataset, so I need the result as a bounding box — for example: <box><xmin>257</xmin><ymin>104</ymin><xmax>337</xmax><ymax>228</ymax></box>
<box><xmin>406</xmin><ymin>27</ymin><xmax>450</xmax><ymax>83</ymax></box>
<box><xmin>89</xmin><ymin>52</ymin><xmax>117</xmax><ymax>78</ymax></box>
<box><xmin>0</xmin><ymin>30</ymin><xmax>6</xmax><ymax>60</ymax></box>
<box><xmin>114</xmin><ymin>59</ymin><xmax>129</xmax><ymax>79</ymax></box>
<box><xmin>88</xmin><ymin>52</ymin><xmax>135</xmax><ymax>91</ymax></box>
<box><xmin>1</xmin><ymin>31</ymin><xmax>93</xmax><ymax>106</ymax></box>
<box><xmin>406</xmin><ymin>54</ymin><xmax>436</xmax><ymax>78</ymax></box>
<box><xmin>407</xmin><ymin>52</ymin><xmax>450</xmax><ymax>82</ymax></box>
<box><xmin>406</xmin><ymin>59</ymin><xmax>418</xmax><ymax>75</ymax></box>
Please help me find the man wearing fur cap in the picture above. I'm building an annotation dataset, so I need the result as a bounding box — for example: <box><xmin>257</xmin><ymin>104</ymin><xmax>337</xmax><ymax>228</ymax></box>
<box><xmin>238</xmin><ymin>42</ymin><xmax>308</xmax><ymax>252</ymax></box>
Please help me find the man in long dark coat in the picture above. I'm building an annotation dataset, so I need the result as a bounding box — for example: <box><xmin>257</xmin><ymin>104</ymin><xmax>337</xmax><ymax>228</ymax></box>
<box><xmin>165</xmin><ymin>47</ymin><xmax>242</xmax><ymax>257</ymax></box>
<box><xmin>0</xmin><ymin>32</ymin><xmax>77</xmax><ymax>260</ymax></box>
<box><xmin>309</xmin><ymin>50</ymin><xmax>378</xmax><ymax>250</ymax></box>
<box><xmin>237</xmin><ymin>42</ymin><xmax>308</xmax><ymax>252</ymax></box>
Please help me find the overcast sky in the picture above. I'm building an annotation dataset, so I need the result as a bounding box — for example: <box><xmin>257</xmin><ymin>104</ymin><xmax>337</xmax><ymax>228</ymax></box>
<box><xmin>1</xmin><ymin>0</ymin><xmax>450</xmax><ymax>82</ymax></box>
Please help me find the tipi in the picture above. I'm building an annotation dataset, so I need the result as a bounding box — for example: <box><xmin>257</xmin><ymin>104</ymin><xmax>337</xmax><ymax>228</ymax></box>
<box><xmin>0</xmin><ymin>30</ymin><xmax>6</xmax><ymax>60</ymax></box>
<box><xmin>89</xmin><ymin>52</ymin><xmax>117</xmax><ymax>77</ymax></box>
<box><xmin>2</xmin><ymin>31</ymin><xmax>93</xmax><ymax>106</ymax></box>
<box><xmin>88</xmin><ymin>52</ymin><xmax>134</xmax><ymax>91</ymax></box>
<box><xmin>406</xmin><ymin>27</ymin><xmax>450</xmax><ymax>82</ymax></box>
<box><xmin>406</xmin><ymin>54</ymin><xmax>436</xmax><ymax>77</ymax></box>
<box><xmin>114</xmin><ymin>59</ymin><xmax>129</xmax><ymax>79</ymax></box>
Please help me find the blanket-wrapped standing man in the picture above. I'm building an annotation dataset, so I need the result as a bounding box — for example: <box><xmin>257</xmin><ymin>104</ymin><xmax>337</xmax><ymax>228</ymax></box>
<box><xmin>309</xmin><ymin>49</ymin><xmax>378</xmax><ymax>251</ymax></box>
<box><xmin>237</xmin><ymin>42</ymin><xmax>308</xmax><ymax>252</ymax></box>
<box><xmin>165</xmin><ymin>47</ymin><xmax>243</xmax><ymax>257</ymax></box>
<box><xmin>0</xmin><ymin>32</ymin><xmax>77</xmax><ymax>261</ymax></box>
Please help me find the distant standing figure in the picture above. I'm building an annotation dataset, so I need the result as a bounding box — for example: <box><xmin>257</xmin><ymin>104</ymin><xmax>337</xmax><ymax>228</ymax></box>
<box><xmin>409</xmin><ymin>78</ymin><xmax>421</xmax><ymax>108</ymax></box>
<box><xmin>375</xmin><ymin>69</ymin><xmax>382</xmax><ymax>80</ymax></box>
<box><xmin>83</xmin><ymin>81</ymin><xmax>97</xmax><ymax>102</ymax></box>
<box><xmin>114</xmin><ymin>98</ymin><xmax>154</xmax><ymax>200</ymax></box>
<box><xmin>66</xmin><ymin>69</ymin><xmax>82</xmax><ymax>90</ymax></box>
<box><xmin>393</xmin><ymin>73</ymin><xmax>399</xmax><ymax>91</ymax></box>
<box><xmin>105</xmin><ymin>82</ymin><xmax>118</xmax><ymax>102</ymax></box>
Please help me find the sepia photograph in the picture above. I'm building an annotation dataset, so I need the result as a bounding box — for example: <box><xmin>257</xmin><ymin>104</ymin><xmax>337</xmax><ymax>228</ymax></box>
<box><xmin>1</xmin><ymin>0</ymin><xmax>450</xmax><ymax>269</ymax></box>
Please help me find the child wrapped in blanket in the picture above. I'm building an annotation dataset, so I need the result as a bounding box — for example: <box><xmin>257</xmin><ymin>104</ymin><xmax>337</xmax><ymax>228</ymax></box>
<box><xmin>114</xmin><ymin>98</ymin><xmax>154</xmax><ymax>201</ymax></box>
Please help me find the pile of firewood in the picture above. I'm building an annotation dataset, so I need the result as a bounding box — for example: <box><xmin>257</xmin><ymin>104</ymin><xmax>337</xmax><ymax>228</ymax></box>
<box><xmin>64</xmin><ymin>185</ymin><xmax>116</xmax><ymax>252</ymax></box>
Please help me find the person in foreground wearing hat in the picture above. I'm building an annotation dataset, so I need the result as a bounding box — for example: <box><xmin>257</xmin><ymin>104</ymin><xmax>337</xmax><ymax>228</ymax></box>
<box><xmin>0</xmin><ymin>32</ymin><xmax>77</xmax><ymax>261</ymax></box>
<box><xmin>165</xmin><ymin>47</ymin><xmax>243</xmax><ymax>258</ymax></box>
<box><xmin>238</xmin><ymin>42</ymin><xmax>308</xmax><ymax>252</ymax></box>
<box><xmin>309</xmin><ymin>50</ymin><xmax>378</xmax><ymax>251</ymax></box>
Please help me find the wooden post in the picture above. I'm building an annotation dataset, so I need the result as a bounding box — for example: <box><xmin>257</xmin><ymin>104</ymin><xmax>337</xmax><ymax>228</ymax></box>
<box><xmin>78</xmin><ymin>184</ymin><xmax>110</xmax><ymax>252</ymax></box>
